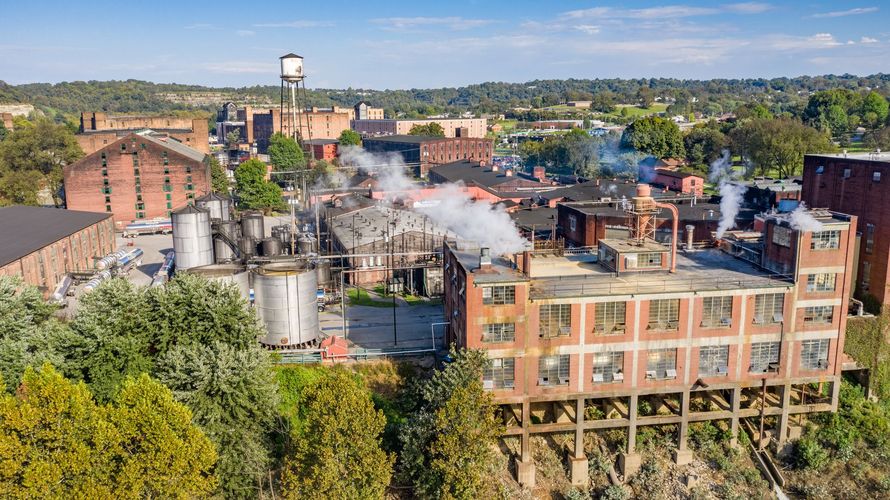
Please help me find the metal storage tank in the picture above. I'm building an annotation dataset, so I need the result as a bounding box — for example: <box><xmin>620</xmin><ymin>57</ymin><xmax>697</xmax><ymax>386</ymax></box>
<box><xmin>254</xmin><ymin>262</ymin><xmax>319</xmax><ymax>347</ymax></box>
<box><xmin>172</xmin><ymin>205</ymin><xmax>213</xmax><ymax>271</ymax></box>
<box><xmin>214</xmin><ymin>220</ymin><xmax>240</xmax><ymax>262</ymax></box>
<box><xmin>315</xmin><ymin>259</ymin><xmax>332</xmax><ymax>287</ymax></box>
<box><xmin>261</xmin><ymin>237</ymin><xmax>283</xmax><ymax>257</ymax></box>
<box><xmin>271</xmin><ymin>225</ymin><xmax>293</xmax><ymax>251</ymax></box>
<box><xmin>239</xmin><ymin>236</ymin><xmax>257</xmax><ymax>258</ymax></box>
<box><xmin>297</xmin><ymin>235</ymin><xmax>316</xmax><ymax>254</ymax></box>
<box><xmin>184</xmin><ymin>264</ymin><xmax>250</xmax><ymax>301</ymax></box>
<box><xmin>241</xmin><ymin>211</ymin><xmax>265</xmax><ymax>241</ymax></box>
<box><xmin>196</xmin><ymin>192</ymin><xmax>231</xmax><ymax>221</ymax></box>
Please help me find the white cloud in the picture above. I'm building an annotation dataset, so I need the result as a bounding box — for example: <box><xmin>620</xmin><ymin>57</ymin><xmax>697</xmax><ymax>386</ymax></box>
<box><xmin>236</xmin><ymin>30</ymin><xmax>254</xmax><ymax>37</ymax></box>
<box><xmin>861</xmin><ymin>36</ymin><xmax>879</xmax><ymax>43</ymax></box>
<box><xmin>758</xmin><ymin>33</ymin><xmax>845</xmax><ymax>51</ymax></box>
<box><xmin>185</xmin><ymin>23</ymin><xmax>218</xmax><ymax>30</ymax></box>
<box><xmin>724</xmin><ymin>2</ymin><xmax>773</xmax><ymax>14</ymax></box>
<box><xmin>252</xmin><ymin>20</ymin><xmax>334</xmax><ymax>28</ymax></box>
<box><xmin>561</xmin><ymin>3</ymin><xmax>771</xmax><ymax>20</ymax></box>
<box><xmin>202</xmin><ymin>61</ymin><xmax>277</xmax><ymax>74</ymax></box>
<box><xmin>810</xmin><ymin>7</ymin><xmax>879</xmax><ymax>18</ymax></box>
<box><xmin>371</xmin><ymin>16</ymin><xmax>495</xmax><ymax>31</ymax></box>
<box><xmin>573</xmin><ymin>24</ymin><xmax>601</xmax><ymax>35</ymax></box>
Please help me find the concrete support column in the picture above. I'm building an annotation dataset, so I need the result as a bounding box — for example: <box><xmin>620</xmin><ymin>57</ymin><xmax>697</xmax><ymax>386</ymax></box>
<box><xmin>775</xmin><ymin>383</ymin><xmax>792</xmax><ymax>455</ymax></box>
<box><xmin>570</xmin><ymin>397</ymin><xmax>589</xmax><ymax>487</ymax></box>
<box><xmin>516</xmin><ymin>399</ymin><xmax>536</xmax><ymax>488</ymax></box>
<box><xmin>729</xmin><ymin>387</ymin><xmax>742</xmax><ymax>448</ymax></box>
<box><xmin>619</xmin><ymin>394</ymin><xmax>642</xmax><ymax>478</ymax></box>
<box><xmin>830</xmin><ymin>377</ymin><xmax>841</xmax><ymax>412</ymax></box>
<box><xmin>673</xmin><ymin>390</ymin><xmax>693</xmax><ymax>465</ymax></box>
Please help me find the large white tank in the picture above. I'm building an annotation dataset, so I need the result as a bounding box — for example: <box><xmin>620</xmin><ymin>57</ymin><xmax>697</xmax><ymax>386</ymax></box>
<box><xmin>280</xmin><ymin>53</ymin><xmax>304</xmax><ymax>81</ymax></box>
<box><xmin>196</xmin><ymin>192</ymin><xmax>231</xmax><ymax>221</ymax></box>
<box><xmin>253</xmin><ymin>262</ymin><xmax>319</xmax><ymax>347</ymax></box>
<box><xmin>172</xmin><ymin>205</ymin><xmax>213</xmax><ymax>271</ymax></box>
<box><xmin>184</xmin><ymin>264</ymin><xmax>250</xmax><ymax>302</ymax></box>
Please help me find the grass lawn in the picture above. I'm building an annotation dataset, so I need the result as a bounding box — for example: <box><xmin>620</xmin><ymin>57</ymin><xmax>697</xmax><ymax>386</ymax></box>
<box><xmin>601</xmin><ymin>103</ymin><xmax>668</xmax><ymax>119</ymax></box>
<box><xmin>347</xmin><ymin>288</ymin><xmax>395</xmax><ymax>308</ymax></box>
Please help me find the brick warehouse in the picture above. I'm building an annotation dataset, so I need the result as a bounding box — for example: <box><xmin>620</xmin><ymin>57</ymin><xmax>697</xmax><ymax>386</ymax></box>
<box><xmin>363</xmin><ymin>134</ymin><xmax>494</xmax><ymax>177</ymax></box>
<box><xmin>0</xmin><ymin>206</ymin><xmax>114</xmax><ymax>297</ymax></box>
<box><xmin>64</xmin><ymin>131</ymin><xmax>210</xmax><ymax>229</ymax></box>
<box><xmin>443</xmin><ymin>184</ymin><xmax>855</xmax><ymax>487</ymax></box>
<box><xmin>78</xmin><ymin>112</ymin><xmax>209</xmax><ymax>155</ymax></box>
<box><xmin>801</xmin><ymin>153</ymin><xmax>890</xmax><ymax>308</ymax></box>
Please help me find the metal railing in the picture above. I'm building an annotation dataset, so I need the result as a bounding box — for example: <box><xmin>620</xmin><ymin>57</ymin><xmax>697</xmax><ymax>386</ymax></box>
<box><xmin>530</xmin><ymin>273</ymin><xmax>794</xmax><ymax>299</ymax></box>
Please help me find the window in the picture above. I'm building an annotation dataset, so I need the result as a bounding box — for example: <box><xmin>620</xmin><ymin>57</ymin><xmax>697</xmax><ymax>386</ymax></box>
<box><xmin>843</xmin><ymin>167</ymin><xmax>851</xmax><ymax>179</ymax></box>
<box><xmin>699</xmin><ymin>345</ymin><xmax>729</xmax><ymax>376</ymax></box>
<box><xmin>186</xmin><ymin>165</ymin><xmax>192</xmax><ymax>173</ymax></box>
<box><xmin>105</xmin><ymin>205</ymin><xmax>112</xmax><ymax>212</ymax></box>
<box><xmin>569</xmin><ymin>214</ymin><xmax>577</xmax><ymax>232</ymax></box>
<box><xmin>646</xmin><ymin>348</ymin><xmax>677</xmax><ymax>379</ymax></box>
<box><xmin>187</xmin><ymin>193</ymin><xmax>195</xmax><ymax>200</ymax></box>
<box><xmin>866</xmin><ymin>223</ymin><xmax>875</xmax><ymax>254</ymax></box>
<box><xmin>862</xmin><ymin>261</ymin><xmax>871</xmax><ymax>288</ymax></box>
<box><xmin>874</xmin><ymin>171</ymin><xmax>882</xmax><ymax>182</ymax></box>
<box><xmin>701</xmin><ymin>296</ymin><xmax>732</xmax><ymax>328</ymax></box>
<box><xmin>163</xmin><ymin>185</ymin><xmax>172</xmax><ymax>192</ymax></box>
<box><xmin>164</xmin><ymin>167</ymin><xmax>170</xmax><ymax>174</ymax></box>
<box><xmin>186</xmin><ymin>184</ymin><xmax>194</xmax><ymax>191</ymax></box>
<box><xmin>538</xmin><ymin>355</ymin><xmax>570</xmax><ymax>386</ymax></box>
<box><xmin>136</xmin><ymin>211</ymin><xmax>145</xmax><ymax>219</ymax></box>
<box><xmin>135</xmin><ymin>186</ymin><xmax>141</xmax><ymax>194</ymax></box>
<box><xmin>164</xmin><ymin>176</ymin><xmax>170</xmax><ymax>184</ymax></box>
<box><xmin>810</xmin><ymin>230</ymin><xmax>840</xmax><ymax>250</ymax></box>
<box><xmin>482</xmin><ymin>285</ymin><xmax>514</xmax><ymax>305</ymax></box>
<box><xmin>816</xmin><ymin>165</ymin><xmax>824</xmax><ymax>174</ymax></box>
<box><xmin>101</xmin><ymin>187</ymin><xmax>112</xmax><ymax>194</ymax></box>
<box><xmin>483</xmin><ymin>358</ymin><xmax>515</xmax><ymax>389</ymax></box>
<box><xmin>754</xmin><ymin>293</ymin><xmax>784</xmax><ymax>324</ymax></box>
<box><xmin>539</xmin><ymin>304</ymin><xmax>571</xmax><ymax>338</ymax></box>
<box><xmin>102</xmin><ymin>178</ymin><xmax>109</xmax><ymax>186</ymax></box>
<box><xmin>804</xmin><ymin>306</ymin><xmax>834</xmax><ymax>324</ymax></box>
<box><xmin>135</xmin><ymin>202</ymin><xmax>144</xmax><ymax>211</ymax></box>
<box><xmin>772</xmin><ymin>226</ymin><xmax>791</xmax><ymax>247</ymax></box>
<box><xmin>637</xmin><ymin>253</ymin><xmax>663</xmax><ymax>268</ymax></box>
<box><xmin>186</xmin><ymin>175</ymin><xmax>192</xmax><ymax>183</ymax></box>
<box><xmin>166</xmin><ymin>202</ymin><xmax>172</xmax><ymax>210</ymax></box>
<box><xmin>101</xmin><ymin>168</ymin><xmax>108</xmax><ymax>177</ymax></box>
<box><xmin>136</xmin><ymin>194</ymin><xmax>142</xmax><ymax>202</ymax></box>
<box><xmin>104</xmin><ymin>195</ymin><xmax>111</xmax><ymax>203</ymax></box>
<box><xmin>800</xmin><ymin>339</ymin><xmax>829</xmax><ymax>370</ymax></box>
<box><xmin>482</xmin><ymin>323</ymin><xmax>515</xmax><ymax>343</ymax></box>
<box><xmin>133</xmin><ymin>168</ymin><xmax>139</xmax><ymax>176</ymax></box>
<box><xmin>166</xmin><ymin>193</ymin><xmax>172</xmax><ymax>201</ymax></box>
<box><xmin>120</xmin><ymin>144</ymin><xmax>126</xmax><ymax>152</ymax></box>
<box><xmin>648</xmin><ymin>299</ymin><xmax>679</xmax><ymax>330</ymax></box>
<box><xmin>807</xmin><ymin>273</ymin><xmax>836</xmax><ymax>292</ymax></box>
<box><xmin>750</xmin><ymin>342</ymin><xmax>780</xmax><ymax>373</ymax></box>
<box><xmin>592</xmin><ymin>351</ymin><xmax>624</xmax><ymax>383</ymax></box>
<box><xmin>594</xmin><ymin>301</ymin><xmax>626</xmax><ymax>334</ymax></box>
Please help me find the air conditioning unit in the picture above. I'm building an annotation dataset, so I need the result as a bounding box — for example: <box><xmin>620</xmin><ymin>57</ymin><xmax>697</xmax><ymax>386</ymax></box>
<box><xmin>720</xmin><ymin>318</ymin><xmax>732</xmax><ymax>327</ymax></box>
<box><xmin>646</xmin><ymin>370</ymin><xmax>657</xmax><ymax>380</ymax></box>
<box><xmin>716</xmin><ymin>366</ymin><xmax>728</xmax><ymax>375</ymax></box>
<box><xmin>483</xmin><ymin>380</ymin><xmax>494</xmax><ymax>390</ymax></box>
<box><xmin>767</xmin><ymin>362</ymin><xmax>780</xmax><ymax>373</ymax></box>
<box><xmin>753</xmin><ymin>315</ymin><xmax>764</xmax><ymax>325</ymax></box>
<box><xmin>559</xmin><ymin>376</ymin><xmax>570</xmax><ymax>385</ymax></box>
<box><xmin>538</xmin><ymin>377</ymin><xmax>549</xmax><ymax>386</ymax></box>
<box><xmin>665</xmin><ymin>369</ymin><xmax>678</xmax><ymax>379</ymax></box>
<box><xmin>818</xmin><ymin>359</ymin><xmax>829</xmax><ymax>369</ymax></box>
<box><xmin>772</xmin><ymin>313</ymin><xmax>784</xmax><ymax>323</ymax></box>
<box><xmin>613</xmin><ymin>372</ymin><xmax>624</xmax><ymax>382</ymax></box>
<box><xmin>503</xmin><ymin>380</ymin><xmax>515</xmax><ymax>389</ymax></box>
<box><xmin>667</xmin><ymin>320</ymin><xmax>679</xmax><ymax>329</ymax></box>
<box><xmin>593</xmin><ymin>373</ymin><xmax>605</xmax><ymax>383</ymax></box>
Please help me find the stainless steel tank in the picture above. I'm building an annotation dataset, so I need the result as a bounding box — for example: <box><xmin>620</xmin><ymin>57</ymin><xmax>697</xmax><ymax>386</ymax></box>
<box><xmin>172</xmin><ymin>205</ymin><xmax>213</xmax><ymax>271</ymax></box>
<box><xmin>195</xmin><ymin>192</ymin><xmax>231</xmax><ymax>221</ymax></box>
<box><xmin>239</xmin><ymin>236</ymin><xmax>257</xmax><ymax>258</ymax></box>
<box><xmin>214</xmin><ymin>220</ymin><xmax>240</xmax><ymax>263</ymax></box>
<box><xmin>314</xmin><ymin>259</ymin><xmax>332</xmax><ymax>287</ymax></box>
<box><xmin>297</xmin><ymin>235</ymin><xmax>316</xmax><ymax>254</ymax></box>
<box><xmin>253</xmin><ymin>262</ymin><xmax>319</xmax><ymax>347</ymax></box>
<box><xmin>184</xmin><ymin>264</ymin><xmax>250</xmax><ymax>301</ymax></box>
<box><xmin>261</xmin><ymin>237</ymin><xmax>283</xmax><ymax>257</ymax></box>
<box><xmin>241</xmin><ymin>211</ymin><xmax>265</xmax><ymax>241</ymax></box>
<box><xmin>271</xmin><ymin>225</ymin><xmax>293</xmax><ymax>251</ymax></box>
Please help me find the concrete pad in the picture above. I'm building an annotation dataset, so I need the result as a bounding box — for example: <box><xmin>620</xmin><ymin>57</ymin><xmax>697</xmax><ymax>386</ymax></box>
<box><xmin>619</xmin><ymin>452</ymin><xmax>642</xmax><ymax>478</ymax></box>
<box><xmin>516</xmin><ymin>458</ymin><xmax>536</xmax><ymax>488</ymax></box>
<box><xmin>568</xmin><ymin>454</ymin><xmax>589</xmax><ymax>487</ymax></box>
<box><xmin>673</xmin><ymin>448</ymin><xmax>694</xmax><ymax>465</ymax></box>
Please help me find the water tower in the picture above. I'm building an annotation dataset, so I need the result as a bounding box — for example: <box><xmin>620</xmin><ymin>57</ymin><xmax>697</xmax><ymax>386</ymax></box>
<box><xmin>279</xmin><ymin>53</ymin><xmax>313</xmax><ymax>152</ymax></box>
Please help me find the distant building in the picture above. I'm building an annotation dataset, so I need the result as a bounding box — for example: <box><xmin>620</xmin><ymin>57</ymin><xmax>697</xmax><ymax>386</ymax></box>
<box><xmin>352</xmin><ymin>118</ymin><xmax>487</xmax><ymax>138</ymax></box>
<box><xmin>354</xmin><ymin>101</ymin><xmax>384</xmax><ymax>121</ymax></box>
<box><xmin>0</xmin><ymin>206</ymin><xmax>114</xmax><ymax>297</ymax></box>
<box><xmin>428</xmin><ymin>160</ymin><xmax>551</xmax><ymax>199</ymax></box>
<box><xmin>739</xmin><ymin>178</ymin><xmax>802</xmax><ymax>211</ymax></box>
<box><xmin>363</xmin><ymin>135</ymin><xmax>494</xmax><ymax>177</ymax></box>
<box><xmin>530</xmin><ymin>120</ymin><xmax>583</xmax><ymax>130</ymax></box>
<box><xmin>566</xmin><ymin>101</ymin><xmax>592</xmax><ymax>108</ymax></box>
<box><xmin>538</xmin><ymin>179</ymin><xmax>697</xmax><ymax>208</ymax></box>
<box><xmin>305</xmin><ymin>139</ymin><xmax>339</xmax><ymax>161</ymax></box>
<box><xmin>215</xmin><ymin>103</ymin><xmax>351</xmax><ymax>153</ymax></box>
<box><xmin>78</xmin><ymin>112</ymin><xmax>209</xmax><ymax>155</ymax></box>
<box><xmin>64</xmin><ymin>131</ymin><xmax>209</xmax><ymax>229</ymax></box>
<box><xmin>651</xmin><ymin>169</ymin><xmax>705</xmax><ymax>196</ymax></box>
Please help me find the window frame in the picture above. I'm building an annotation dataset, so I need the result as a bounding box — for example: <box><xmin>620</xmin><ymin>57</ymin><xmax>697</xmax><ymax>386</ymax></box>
<box><xmin>648</xmin><ymin>299</ymin><xmax>680</xmax><ymax>331</ymax></box>
<box><xmin>699</xmin><ymin>345</ymin><xmax>730</xmax><ymax>376</ymax></box>
<box><xmin>538</xmin><ymin>355</ymin><xmax>570</xmax><ymax>386</ymax></box>
<box><xmin>810</xmin><ymin>230</ymin><xmax>840</xmax><ymax>250</ymax></box>
<box><xmin>483</xmin><ymin>357</ymin><xmax>515</xmax><ymax>389</ymax></box>
<box><xmin>646</xmin><ymin>348</ymin><xmax>677</xmax><ymax>380</ymax></box>
<box><xmin>753</xmin><ymin>293</ymin><xmax>784</xmax><ymax>324</ymax></box>
<box><xmin>539</xmin><ymin>303</ymin><xmax>572</xmax><ymax>338</ymax></box>
<box><xmin>594</xmin><ymin>301</ymin><xmax>626</xmax><ymax>335</ymax></box>
<box><xmin>592</xmin><ymin>351</ymin><xmax>624</xmax><ymax>383</ymax></box>
<box><xmin>482</xmin><ymin>285</ymin><xmax>515</xmax><ymax>305</ymax></box>
<box><xmin>800</xmin><ymin>339</ymin><xmax>830</xmax><ymax>370</ymax></box>
<box><xmin>749</xmin><ymin>342</ymin><xmax>780</xmax><ymax>373</ymax></box>
<box><xmin>482</xmin><ymin>322</ymin><xmax>515</xmax><ymax>343</ymax></box>
<box><xmin>701</xmin><ymin>296</ymin><xmax>733</xmax><ymax>328</ymax></box>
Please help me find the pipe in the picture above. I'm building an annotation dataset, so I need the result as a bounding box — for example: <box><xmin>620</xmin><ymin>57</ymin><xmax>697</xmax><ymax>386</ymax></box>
<box><xmin>655</xmin><ymin>201</ymin><xmax>679</xmax><ymax>273</ymax></box>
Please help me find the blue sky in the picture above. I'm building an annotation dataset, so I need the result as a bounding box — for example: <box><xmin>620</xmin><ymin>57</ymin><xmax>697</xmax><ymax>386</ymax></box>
<box><xmin>2</xmin><ymin>1</ymin><xmax>889</xmax><ymax>89</ymax></box>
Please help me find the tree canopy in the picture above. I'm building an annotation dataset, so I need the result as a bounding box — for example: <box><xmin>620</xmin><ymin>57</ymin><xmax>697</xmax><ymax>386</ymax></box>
<box><xmin>208</xmin><ymin>155</ymin><xmax>229</xmax><ymax>194</ymax></box>
<box><xmin>621</xmin><ymin>116</ymin><xmax>685</xmax><ymax>159</ymax></box>
<box><xmin>408</xmin><ymin>122</ymin><xmax>445</xmax><ymax>137</ymax></box>
<box><xmin>730</xmin><ymin>117</ymin><xmax>834</xmax><ymax>178</ymax></box>
<box><xmin>234</xmin><ymin>159</ymin><xmax>285</xmax><ymax>213</ymax></box>
<box><xmin>338</xmin><ymin>129</ymin><xmax>362</xmax><ymax>146</ymax></box>
<box><xmin>268</xmin><ymin>133</ymin><xmax>306</xmax><ymax>170</ymax></box>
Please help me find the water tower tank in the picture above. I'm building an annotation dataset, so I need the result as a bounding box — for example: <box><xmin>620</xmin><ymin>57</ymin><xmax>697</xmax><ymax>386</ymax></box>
<box><xmin>241</xmin><ymin>211</ymin><xmax>265</xmax><ymax>241</ymax></box>
<box><xmin>172</xmin><ymin>205</ymin><xmax>213</xmax><ymax>271</ymax></box>
<box><xmin>280</xmin><ymin>53</ymin><xmax>304</xmax><ymax>81</ymax></box>
<box><xmin>184</xmin><ymin>264</ymin><xmax>250</xmax><ymax>302</ymax></box>
<box><xmin>254</xmin><ymin>262</ymin><xmax>319</xmax><ymax>347</ymax></box>
<box><xmin>196</xmin><ymin>192</ymin><xmax>231</xmax><ymax>221</ymax></box>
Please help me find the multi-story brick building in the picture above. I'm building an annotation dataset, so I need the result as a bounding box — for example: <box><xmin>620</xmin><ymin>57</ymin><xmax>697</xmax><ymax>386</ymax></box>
<box><xmin>650</xmin><ymin>169</ymin><xmax>704</xmax><ymax>196</ymax></box>
<box><xmin>216</xmin><ymin>103</ymin><xmax>351</xmax><ymax>153</ymax></box>
<box><xmin>78</xmin><ymin>112</ymin><xmax>209</xmax><ymax>155</ymax></box>
<box><xmin>0</xmin><ymin>206</ymin><xmax>114</xmax><ymax>297</ymax></box>
<box><xmin>443</xmin><ymin>183</ymin><xmax>856</xmax><ymax>487</ymax></box>
<box><xmin>801</xmin><ymin>153</ymin><xmax>890</xmax><ymax>308</ymax></box>
<box><xmin>364</xmin><ymin>135</ymin><xmax>494</xmax><ymax>177</ymax></box>
<box><xmin>352</xmin><ymin>118</ymin><xmax>487</xmax><ymax>138</ymax></box>
<box><xmin>64</xmin><ymin>131</ymin><xmax>210</xmax><ymax>229</ymax></box>
<box><xmin>354</xmin><ymin>101</ymin><xmax>384</xmax><ymax>121</ymax></box>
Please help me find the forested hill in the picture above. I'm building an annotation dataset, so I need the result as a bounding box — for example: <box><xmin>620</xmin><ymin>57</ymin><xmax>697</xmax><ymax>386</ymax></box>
<box><xmin>2</xmin><ymin>74</ymin><xmax>890</xmax><ymax>120</ymax></box>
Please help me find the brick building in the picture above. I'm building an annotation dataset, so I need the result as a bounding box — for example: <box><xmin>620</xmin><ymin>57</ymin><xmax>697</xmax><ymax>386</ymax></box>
<box><xmin>354</xmin><ymin>101</ymin><xmax>384</xmax><ymax>120</ymax></box>
<box><xmin>650</xmin><ymin>169</ymin><xmax>704</xmax><ymax>196</ymax></box>
<box><xmin>305</xmin><ymin>139</ymin><xmax>339</xmax><ymax>161</ymax></box>
<box><xmin>428</xmin><ymin>160</ymin><xmax>551</xmax><ymax>199</ymax></box>
<box><xmin>64</xmin><ymin>131</ymin><xmax>210</xmax><ymax>230</ymax></box>
<box><xmin>364</xmin><ymin>135</ymin><xmax>494</xmax><ymax>177</ymax></box>
<box><xmin>0</xmin><ymin>206</ymin><xmax>114</xmax><ymax>297</ymax></box>
<box><xmin>78</xmin><ymin>112</ymin><xmax>209</xmax><ymax>155</ymax></box>
<box><xmin>352</xmin><ymin>118</ymin><xmax>487</xmax><ymax>138</ymax></box>
<box><xmin>216</xmin><ymin>103</ymin><xmax>351</xmax><ymax>153</ymax></box>
<box><xmin>739</xmin><ymin>178</ymin><xmax>802</xmax><ymax>211</ymax></box>
<box><xmin>801</xmin><ymin>153</ymin><xmax>890</xmax><ymax>307</ymax></box>
<box><xmin>443</xmin><ymin>183</ymin><xmax>856</xmax><ymax>486</ymax></box>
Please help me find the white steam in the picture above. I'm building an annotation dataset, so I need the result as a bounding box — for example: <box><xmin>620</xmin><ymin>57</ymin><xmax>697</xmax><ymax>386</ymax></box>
<box><xmin>709</xmin><ymin>150</ymin><xmax>746</xmax><ymax>238</ymax></box>
<box><xmin>788</xmin><ymin>202</ymin><xmax>824</xmax><ymax>232</ymax></box>
<box><xmin>339</xmin><ymin>145</ymin><xmax>528</xmax><ymax>255</ymax></box>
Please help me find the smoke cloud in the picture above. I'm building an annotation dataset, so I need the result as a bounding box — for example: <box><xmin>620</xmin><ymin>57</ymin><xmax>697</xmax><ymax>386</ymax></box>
<box><xmin>788</xmin><ymin>202</ymin><xmax>825</xmax><ymax>232</ymax></box>
<box><xmin>339</xmin><ymin>145</ymin><xmax>528</xmax><ymax>255</ymax></box>
<box><xmin>709</xmin><ymin>150</ymin><xmax>746</xmax><ymax>238</ymax></box>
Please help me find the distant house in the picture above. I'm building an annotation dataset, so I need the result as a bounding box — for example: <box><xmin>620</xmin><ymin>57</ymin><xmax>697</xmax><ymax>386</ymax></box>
<box><xmin>566</xmin><ymin>101</ymin><xmax>592</xmax><ymax>108</ymax></box>
<box><xmin>655</xmin><ymin>158</ymin><xmax>687</xmax><ymax>170</ymax></box>
<box><xmin>651</xmin><ymin>169</ymin><xmax>704</xmax><ymax>196</ymax></box>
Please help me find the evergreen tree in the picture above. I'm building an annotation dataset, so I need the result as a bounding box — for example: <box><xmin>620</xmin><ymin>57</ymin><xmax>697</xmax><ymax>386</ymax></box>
<box><xmin>338</xmin><ymin>129</ymin><xmax>362</xmax><ymax>146</ymax></box>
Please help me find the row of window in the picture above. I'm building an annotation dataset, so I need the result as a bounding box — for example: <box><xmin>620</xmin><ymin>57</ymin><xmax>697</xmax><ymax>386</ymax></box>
<box><xmin>818</xmin><ymin>164</ymin><xmax>883</xmax><ymax>183</ymax></box>
<box><xmin>482</xmin><ymin>339</ymin><xmax>831</xmax><ymax>389</ymax></box>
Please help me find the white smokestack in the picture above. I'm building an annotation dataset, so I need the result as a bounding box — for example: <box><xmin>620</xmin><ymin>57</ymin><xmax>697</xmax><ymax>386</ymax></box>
<box><xmin>709</xmin><ymin>150</ymin><xmax>746</xmax><ymax>238</ymax></box>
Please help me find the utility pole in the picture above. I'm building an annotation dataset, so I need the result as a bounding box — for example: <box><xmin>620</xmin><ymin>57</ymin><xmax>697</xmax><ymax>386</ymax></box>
<box><xmin>391</xmin><ymin>216</ymin><xmax>397</xmax><ymax>346</ymax></box>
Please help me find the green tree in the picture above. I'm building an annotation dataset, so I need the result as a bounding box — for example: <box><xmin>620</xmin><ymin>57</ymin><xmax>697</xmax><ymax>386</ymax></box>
<box><xmin>860</xmin><ymin>91</ymin><xmax>889</xmax><ymax>129</ymax></box>
<box><xmin>208</xmin><ymin>155</ymin><xmax>229</xmax><ymax>194</ymax></box>
<box><xmin>864</xmin><ymin>126</ymin><xmax>890</xmax><ymax>151</ymax></box>
<box><xmin>730</xmin><ymin>117</ymin><xmax>834</xmax><ymax>178</ymax></box>
<box><xmin>408</xmin><ymin>122</ymin><xmax>445</xmax><ymax>137</ymax></box>
<box><xmin>401</xmin><ymin>347</ymin><xmax>501</xmax><ymax>499</ymax></box>
<box><xmin>684</xmin><ymin>124</ymin><xmax>727</xmax><ymax>167</ymax></box>
<box><xmin>234</xmin><ymin>159</ymin><xmax>285</xmax><ymax>213</ymax></box>
<box><xmin>268</xmin><ymin>133</ymin><xmax>306</xmax><ymax>170</ymax></box>
<box><xmin>621</xmin><ymin>116</ymin><xmax>685</xmax><ymax>159</ymax></box>
<box><xmin>338</xmin><ymin>129</ymin><xmax>362</xmax><ymax>146</ymax></box>
<box><xmin>0</xmin><ymin>117</ymin><xmax>83</xmax><ymax>206</ymax></box>
<box><xmin>156</xmin><ymin>342</ymin><xmax>279</xmax><ymax>499</ymax></box>
<box><xmin>637</xmin><ymin>86</ymin><xmax>655</xmax><ymax>108</ymax></box>
<box><xmin>226</xmin><ymin>128</ymin><xmax>241</xmax><ymax>149</ymax></box>
<box><xmin>281</xmin><ymin>370</ymin><xmax>393</xmax><ymax>500</ymax></box>
<box><xmin>0</xmin><ymin>122</ymin><xmax>7</xmax><ymax>142</ymax></box>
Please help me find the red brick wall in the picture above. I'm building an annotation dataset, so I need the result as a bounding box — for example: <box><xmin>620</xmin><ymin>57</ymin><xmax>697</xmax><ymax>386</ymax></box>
<box><xmin>64</xmin><ymin>134</ymin><xmax>209</xmax><ymax>229</ymax></box>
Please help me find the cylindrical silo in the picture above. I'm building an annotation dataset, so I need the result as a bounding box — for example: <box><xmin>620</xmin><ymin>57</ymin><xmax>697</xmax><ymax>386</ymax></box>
<box><xmin>261</xmin><ymin>237</ymin><xmax>283</xmax><ymax>257</ymax></box>
<box><xmin>214</xmin><ymin>220</ymin><xmax>240</xmax><ymax>263</ymax></box>
<box><xmin>241</xmin><ymin>211</ymin><xmax>265</xmax><ymax>241</ymax></box>
<box><xmin>239</xmin><ymin>236</ymin><xmax>257</xmax><ymax>258</ymax></box>
<box><xmin>253</xmin><ymin>262</ymin><xmax>319</xmax><ymax>347</ymax></box>
<box><xmin>172</xmin><ymin>205</ymin><xmax>213</xmax><ymax>271</ymax></box>
<box><xmin>196</xmin><ymin>192</ymin><xmax>231</xmax><ymax>221</ymax></box>
<box><xmin>297</xmin><ymin>235</ymin><xmax>316</xmax><ymax>254</ymax></box>
<box><xmin>271</xmin><ymin>225</ymin><xmax>293</xmax><ymax>252</ymax></box>
<box><xmin>184</xmin><ymin>263</ymin><xmax>250</xmax><ymax>302</ymax></box>
<box><xmin>315</xmin><ymin>259</ymin><xmax>332</xmax><ymax>287</ymax></box>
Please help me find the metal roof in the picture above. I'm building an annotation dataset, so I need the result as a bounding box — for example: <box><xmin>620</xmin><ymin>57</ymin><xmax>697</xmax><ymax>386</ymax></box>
<box><xmin>135</xmin><ymin>130</ymin><xmax>207</xmax><ymax>163</ymax></box>
<box><xmin>0</xmin><ymin>206</ymin><xmax>112</xmax><ymax>267</ymax></box>
<box><xmin>429</xmin><ymin>160</ymin><xmax>550</xmax><ymax>190</ymax></box>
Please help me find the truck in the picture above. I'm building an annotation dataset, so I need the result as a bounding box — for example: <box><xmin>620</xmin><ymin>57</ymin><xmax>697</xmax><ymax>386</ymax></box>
<box><xmin>122</xmin><ymin>219</ymin><xmax>172</xmax><ymax>238</ymax></box>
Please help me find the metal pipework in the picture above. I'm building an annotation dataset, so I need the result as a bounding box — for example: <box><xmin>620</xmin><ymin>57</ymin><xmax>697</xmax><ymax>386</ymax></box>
<box><xmin>655</xmin><ymin>201</ymin><xmax>679</xmax><ymax>273</ymax></box>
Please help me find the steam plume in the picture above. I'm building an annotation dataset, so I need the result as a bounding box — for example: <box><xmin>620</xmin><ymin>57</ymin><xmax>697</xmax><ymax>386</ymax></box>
<box><xmin>709</xmin><ymin>150</ymin><xmax>746</xmax><ymax>238</ymax></box>
<box><xmin>339</xmin><ymin>145</ymin><xmax>414</xmax><ymax>194</ymax></box>
<box><xmin>788</xmin><ymin>202</ymin><xmax>824</xmax><ymax>232</ymax></box>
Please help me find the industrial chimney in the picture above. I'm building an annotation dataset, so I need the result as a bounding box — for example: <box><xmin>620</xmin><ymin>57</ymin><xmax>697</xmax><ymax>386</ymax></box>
<box><xmin>479</xmin><ymin>247</ymin><xmax>492</xmax><ymax>269</ymax></box>
<box><xmin>685</xmin><ymin>224</ymin><xmax>695</xmax><ymax>251</ymax></box>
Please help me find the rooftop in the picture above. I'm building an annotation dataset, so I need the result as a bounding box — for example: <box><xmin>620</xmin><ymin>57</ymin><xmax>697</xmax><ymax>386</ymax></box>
<box><xmin>134</xmin><ymin>131</ymin><xmax>206</xmax><ymax>162</ymax></box>
<box><xmin>807</xmin><ymin>152</ymin><xmax>890</xmax><ymax>163</ymax></box>
<box><xmin>540</xmin><ymin>180</ymin><xmax>698</xmax><ymax>203</ymax></box>
<box><xmin>0</xmin><ymin>206</ymin><xmax>112</xmax><ymax>267</ymax></box>
<box><xmin>563</xmin><ymin>201</ymin><xmax>741</xmax><ymax>223</ymax></box>
<box><xmin>329</xmin><ymin>205</ymin><xmax>453</xmax><ymax>250</ymax></box>
<box><xmin>654</xmin><ymin>169</ymin><xmax>703</xmax><ymax>180</ymax></box>
<box><xmin>363</xmin><ymin>135</ymin><xmax>447</xmax><ymax>144</ymax></box>
<box><xmin>429</xmin><ymin>160</ymin><xmax>552</xmax><ymax>191</ymax></box>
